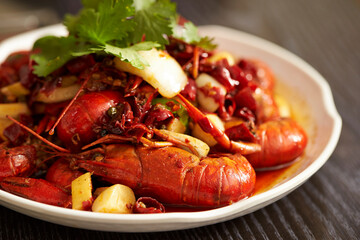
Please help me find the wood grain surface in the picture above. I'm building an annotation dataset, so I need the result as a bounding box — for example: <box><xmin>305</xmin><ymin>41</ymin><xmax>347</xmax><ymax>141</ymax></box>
<box><xmin>0</xmin><ymin>0</ymin><xmax>359</xmax><ymax>239</ymax></box>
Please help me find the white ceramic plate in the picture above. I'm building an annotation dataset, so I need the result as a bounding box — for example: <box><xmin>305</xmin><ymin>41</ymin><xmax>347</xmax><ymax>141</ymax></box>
<box><xmin>0</xmin><ymin>24</ymin><xmax>341</xmax><ymax>232</ymax></box>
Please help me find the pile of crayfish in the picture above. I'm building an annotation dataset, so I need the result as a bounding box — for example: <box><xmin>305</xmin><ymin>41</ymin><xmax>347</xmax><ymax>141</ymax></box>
<box><xmin>0</xmin><ymin>37</ymin><xmax>307</xmax><ymax>213</ymax></box>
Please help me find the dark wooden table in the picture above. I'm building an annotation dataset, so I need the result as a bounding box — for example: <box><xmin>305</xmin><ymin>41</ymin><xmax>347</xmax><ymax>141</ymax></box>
<box><xmin>1</xmin><ymin>0</ymin><xmax>359</xmax><ymax>239</ymax></box>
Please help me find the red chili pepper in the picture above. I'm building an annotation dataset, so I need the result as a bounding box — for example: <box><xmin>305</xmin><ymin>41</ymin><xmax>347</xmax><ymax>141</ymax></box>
<box><xmin>133</xmin><ymin>197</ymin><xmax>165</xmax><ymax>214</ymax></box>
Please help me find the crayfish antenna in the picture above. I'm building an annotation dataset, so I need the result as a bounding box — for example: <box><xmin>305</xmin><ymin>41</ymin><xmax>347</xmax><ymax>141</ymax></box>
<box><xmin>6</xmin><ymin>115</ymin><xmax>70</xmax><ymax>153</ymax></box>
<box><xmin>81</xmin><ymin>134</ymin><xmax>134</xmax><ymax>150</ymax></box>
<box><xmin>81</xmin><ymin>134</ymin><xmax>174</xmax><ymax>150</ymax></box>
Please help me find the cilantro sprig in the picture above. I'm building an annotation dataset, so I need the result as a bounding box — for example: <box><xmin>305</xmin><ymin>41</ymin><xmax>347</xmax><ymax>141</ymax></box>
<box><xmin>31</xmin><ymin>0</ymin><xmax>216</xmax><ymax>77</ymax></box>
<box><xmin>173</xmin><ymin>21</ymin><xmax>217</xmax><ymax>50</ymax></box>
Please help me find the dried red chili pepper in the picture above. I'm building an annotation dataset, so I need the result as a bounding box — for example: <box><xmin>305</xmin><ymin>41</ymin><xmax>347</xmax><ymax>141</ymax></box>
<box><xmin>133</xmin><ymin>197</ymin><xmax>165</xmax><ymax>214</ymax></box>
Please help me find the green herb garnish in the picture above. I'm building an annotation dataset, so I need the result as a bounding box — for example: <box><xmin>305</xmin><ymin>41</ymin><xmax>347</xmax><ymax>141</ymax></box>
<box><xmin>31</xmin><ymin>0</ymin><xmax>216</xmax><ymax>77</ymax></box>
<box><xmin>173</xmin><ymin>21</ymin><xmax>217</xmax><ymax>50</ymax></box>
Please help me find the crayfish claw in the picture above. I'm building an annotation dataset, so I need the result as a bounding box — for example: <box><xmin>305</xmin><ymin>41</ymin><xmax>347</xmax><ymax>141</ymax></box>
<box><xmin>0</xmin><ymin>177</ymin><xmax>71</xmax><ymax>207</ymax></box>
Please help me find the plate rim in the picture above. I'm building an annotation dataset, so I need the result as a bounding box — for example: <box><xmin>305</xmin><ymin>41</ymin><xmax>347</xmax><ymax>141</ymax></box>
<box><xmin>0</xmin><ymin>24</ymin><xmax>342</xmax><ymax>231</ymax></box>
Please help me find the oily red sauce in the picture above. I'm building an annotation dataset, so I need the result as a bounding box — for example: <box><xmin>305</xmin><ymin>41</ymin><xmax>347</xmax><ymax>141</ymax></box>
<box><xmin>253</xmin><ymin>166</ymin><xmax>292</xmax><ymax>194</ymax></box>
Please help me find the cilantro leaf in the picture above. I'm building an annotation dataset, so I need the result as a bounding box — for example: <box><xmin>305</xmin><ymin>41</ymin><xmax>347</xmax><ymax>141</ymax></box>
<box><xmin>178</xmin><ymin>21</ymin><xmax>201</xmax><ymax>43</ymax></box>
<box><xmin>96</xmin><ymin>41</ymin><xmax>160</xmax><ymax>69</ymax></box>
<box><xmin>173</xmin><ymin>21</ymin><xmax>217</xmax><ymax>50</ymax></box>
<box><xmin>64</xmin><ymin>14</ymin><xmax>80</xmax><ymax>35</ymax></box>
<box><xmin>64</xmin><ymin>0</ymin><xmax>102</xmax><ymax>34</ymax></box>
<box><xmin>197</xmin><ymin>36</ymin><xmax>217</xmax><ymax>51</ymax></box>
<box><xmin>70</xmin><ymin>42</ymin><xmax>98</xmax><ymax>56</ymax></box>
<box><xmin>131</xmin><ymin>0</ymin><xmax>176</xmax><ymax>45</ymax></box>
<box><xmin>31</xmin><ymin>36</ymin><xmax>78</xmax><ymax>77</ymax></box>
<box><xmin>77</xmin><ymin>0</ymin><xmax>135</xmax><ymax>44</ymax></box>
